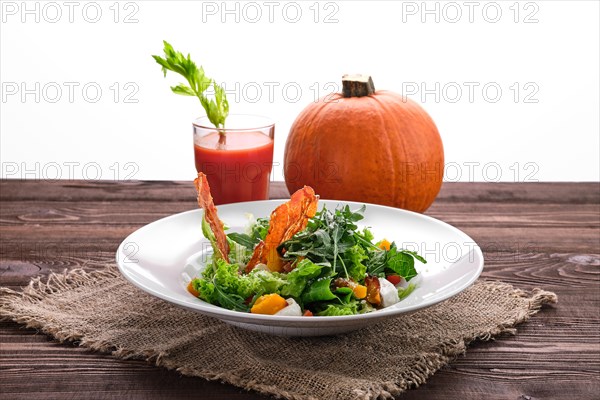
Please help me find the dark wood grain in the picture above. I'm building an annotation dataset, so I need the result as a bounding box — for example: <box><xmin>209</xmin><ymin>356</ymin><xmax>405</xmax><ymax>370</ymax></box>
<box><xmin>1</xmin><ymin>180</ymin><xmax>599</xmax><ymax>400</ymax></box>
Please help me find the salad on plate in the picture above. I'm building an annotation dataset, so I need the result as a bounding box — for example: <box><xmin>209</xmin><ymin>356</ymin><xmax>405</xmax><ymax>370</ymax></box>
<box><xmin>188</xmin><ymin>172</ymin><xmax>426</xmax><ymax>317</ymax></box>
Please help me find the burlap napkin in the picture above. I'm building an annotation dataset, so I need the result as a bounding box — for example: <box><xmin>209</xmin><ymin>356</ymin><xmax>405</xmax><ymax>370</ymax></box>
<box><xmin>0</xmin><ymin>267</ymin><xmax>556</xmax><ymax>400</ymax></box>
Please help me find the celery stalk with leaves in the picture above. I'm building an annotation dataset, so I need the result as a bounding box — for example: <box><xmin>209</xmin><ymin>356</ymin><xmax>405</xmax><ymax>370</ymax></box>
<box><xmin>152</xmin><ymin>41</ymin><xmax>229</xmax><ymax>145</ymax></box>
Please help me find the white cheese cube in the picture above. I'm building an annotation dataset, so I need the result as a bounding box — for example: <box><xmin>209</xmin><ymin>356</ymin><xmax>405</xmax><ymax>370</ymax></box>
<box><xmin>380</xmin><ymin>278</ymin><xmax>400</xmax><ymax>308</ymax></box>
<box><xmin>275</xmin><ymin>298</ymin><xmax>302</xmax><ymax>316</ymax></box>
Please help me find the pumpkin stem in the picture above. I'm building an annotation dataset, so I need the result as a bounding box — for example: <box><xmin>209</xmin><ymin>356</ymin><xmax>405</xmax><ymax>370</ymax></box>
<box><xmin>342</xmin><ymin>74</ymin><xmax>375</xmax><ymax>98</ymax></box>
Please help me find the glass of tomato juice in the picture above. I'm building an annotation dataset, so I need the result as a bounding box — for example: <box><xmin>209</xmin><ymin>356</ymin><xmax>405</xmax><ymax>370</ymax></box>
<box><xmin>193</xmin><ymin>114</ymin><xmax>275</xmax><ymax>205</ymax></box>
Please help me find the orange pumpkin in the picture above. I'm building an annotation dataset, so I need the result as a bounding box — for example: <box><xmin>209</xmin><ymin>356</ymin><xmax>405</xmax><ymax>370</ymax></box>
<box><xmin>284</xmin><ymin>75</ymin><xmax>444</xmax><ymax>213</ymax></box>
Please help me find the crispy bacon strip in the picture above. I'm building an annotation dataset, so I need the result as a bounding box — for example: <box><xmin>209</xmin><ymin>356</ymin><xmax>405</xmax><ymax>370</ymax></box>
<box><xmin>245</xmin><ymin>186</ymin><xmax>318</xmax><ymax>273</ymax></box>
<box><xmin>245</xmin><ymin>242</ymin><xmax>266</xmax><ymax>272</ymax></box>
<box><xmin>194</xmin><ymin>172</ymin><xmax>229</xmax><ymax>262</ymax></box>
<box><xmin>365</xmin><ymin>276</ymin><xmax>381</xmax><ymax>306</ymax></box>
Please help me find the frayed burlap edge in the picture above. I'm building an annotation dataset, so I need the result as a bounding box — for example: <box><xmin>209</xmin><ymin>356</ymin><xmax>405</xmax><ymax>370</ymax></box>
<box><xmin>0</xmin><ymin>268</ymin><xmax>125</xmax><ymax>354</ymax></box>
<box><xmin>0</xmin><ymin>267</ymin><xmax>558</xmax><ymax>400</ymax></box>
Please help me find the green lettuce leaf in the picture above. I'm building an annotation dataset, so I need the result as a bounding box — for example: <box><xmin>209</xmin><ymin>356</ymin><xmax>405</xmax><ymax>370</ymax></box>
<box><xmin>398</xmin><ymin>282</ymin><xmax>416</xmax><ymax>300</ymax></box>
<box><xmin>316</xmin><ymin>301</ymin><xmax>359</xmax><ymax>316</ymax></box>
<box><xmin>213</xmin><ymin>259</ymin><xmax>254</xmax><ymax>299</ymax></box>
<box><xmin>386</xmin><ymin>243</ymin><xmax>424</xmax><ymax>281</ymax></box>
<box><xmin>194</xmin><ymin>259</ymin><xmax>252</xmax><ymax>311</ymax></box>
<box><xmin>346</xmin><ymin>244</ymin><xmax>367</xmax><ymax>281</ymax></box>
<box><xmin>280</xmin><ymin>259</ymin><xmax>323</xmax><ymax>298</ymax></box>
<box><xmin>193</xmin><ymin>258</ymin><xmax>288</xmax><ymax>312</ymax></box>
<box><xmin>202</xmin><ymin>215</ymin><xmax>222</xmax><ymax>265</ymax></box>
<box><xmin>366</xmin><ymin>242</ymin><xmax>426</xmax><ymax>280</ymax></box>
<box><xmin>333</xmin><ymin>287</ymin><xmax>354</xmax><ymax>303</ymax></box>
<box><xmin>248</xmin><ymin>269</ymin><xmax>286</xmax><ymax>294</ymax></box>
<box><xmin>250</xmin><ymin>217</ymin><xmax>269</xmax><ymax>242</ymax></box>
<box><xmin>227</xmin><ymin>237</ymin><xmax>252</xmax><ymax>268</ymax></box>
<box><xmin>302</xmin><ymin>278</ymin><xmax>337</xmax><ymax>304</ymax></box>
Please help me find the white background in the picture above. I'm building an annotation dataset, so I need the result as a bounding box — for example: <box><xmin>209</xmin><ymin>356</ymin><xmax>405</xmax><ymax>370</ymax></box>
<box><xmin>1</xmin><ymin>0</ymin><xmax>599</xmax><ymax>182</ymax></box>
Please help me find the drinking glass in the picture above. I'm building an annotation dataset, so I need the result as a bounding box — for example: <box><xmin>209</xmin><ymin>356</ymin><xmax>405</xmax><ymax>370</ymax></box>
<box><xmin>193</xmin><ymin>114</ymin><xmax>275</xmax><ymax>205</ymax></box>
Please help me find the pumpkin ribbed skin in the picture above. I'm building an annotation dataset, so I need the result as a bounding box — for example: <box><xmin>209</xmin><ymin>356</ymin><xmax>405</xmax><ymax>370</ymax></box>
<box><xmin>283</xmin><ymin>90</ymin><xmax>444</xmax><ymax>213</ymax></box>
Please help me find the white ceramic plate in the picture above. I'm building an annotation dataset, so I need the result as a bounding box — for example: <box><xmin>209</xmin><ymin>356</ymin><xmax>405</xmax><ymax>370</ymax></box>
<box><xmin>116</xmin><ymin>200</ymin><xmax>484</xmax><ymax>336</ymax></box>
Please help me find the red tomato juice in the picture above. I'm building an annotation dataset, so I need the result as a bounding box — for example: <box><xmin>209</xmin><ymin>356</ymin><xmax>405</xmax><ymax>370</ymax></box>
<box><xmin>194</xmin><ymin>130</ymin><xmax>274</xmax><ymax>205</ymax></box>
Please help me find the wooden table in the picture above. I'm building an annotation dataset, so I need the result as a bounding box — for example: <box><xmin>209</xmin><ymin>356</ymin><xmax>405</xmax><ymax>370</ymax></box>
<box><xmin>1</xmin><ymin>180</ymin><xmax>598</xmax><ymax>399</ymax></box>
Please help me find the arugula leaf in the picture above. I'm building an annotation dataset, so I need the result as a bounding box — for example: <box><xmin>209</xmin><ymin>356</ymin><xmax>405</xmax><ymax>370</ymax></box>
<box><xmin>280</xmin><ymin>205</ymin><xmax>369</xmax><ymax>277</ymax></box>
<box><xmin>213</xmin><ymin>285</ymin><xmax>248</xmax><ymax>311</ymax></box>
<box><xmin>365</xmin><ymin>249</ymin><xmax>387</xmax><ymax>276</ymax></box>
<box><xmin>399</xmin><ymin>249</ymin><xmax>427</xmax><ymax>264</ymax></box>
<box><xmin>227</xmin><ymin>232</ymin><xmax>256</xmax><ymax>250</ymax></box>
<box><xmin>341</xmin><ymin>204</ymin><xmax>365</xmax><ymax>223</ymax></box>
<box><xmin>353</xmin><ymin>229</ymin><xmax>379</xmax><ymax>251</ymax></box>
<box><xmin>227</xmin><ymin>216</ymin><xmax>270</xmax><ymax>251</ymax></box>
<box><xmin>283</xmin><ymin>228</ymin><xmax>332</xmax><ymax>264</ymax></box>
<box><xmin>153</xmin><ymin>41</ymin><xmax>229</xmax><ymax>129</ymax></box>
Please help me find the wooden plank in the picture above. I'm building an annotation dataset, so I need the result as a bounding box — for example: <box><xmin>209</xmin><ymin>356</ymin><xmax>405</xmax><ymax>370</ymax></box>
<box><xmin>0</xmin><ymin>180</ymin><xmax>291</xmax><ymax>202</ymax></box>
<box><xmin>434</xmin><ymin>182</ymin><xmax>599</xmax><ymax>204</ymax></box>
<box><xmin>0</xmin><ymin>326</ymin><xmax>266</xmax><ymax>400</ymax></box>
<box><xmin>2</xmin><ymin>201</ymin><xmax>599</xmax><ymax>227</ymax></box>
<box><xmin>2</xmin><ymin>180</ymin><xmax>599</xmax><ymax>204</ymax></box>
